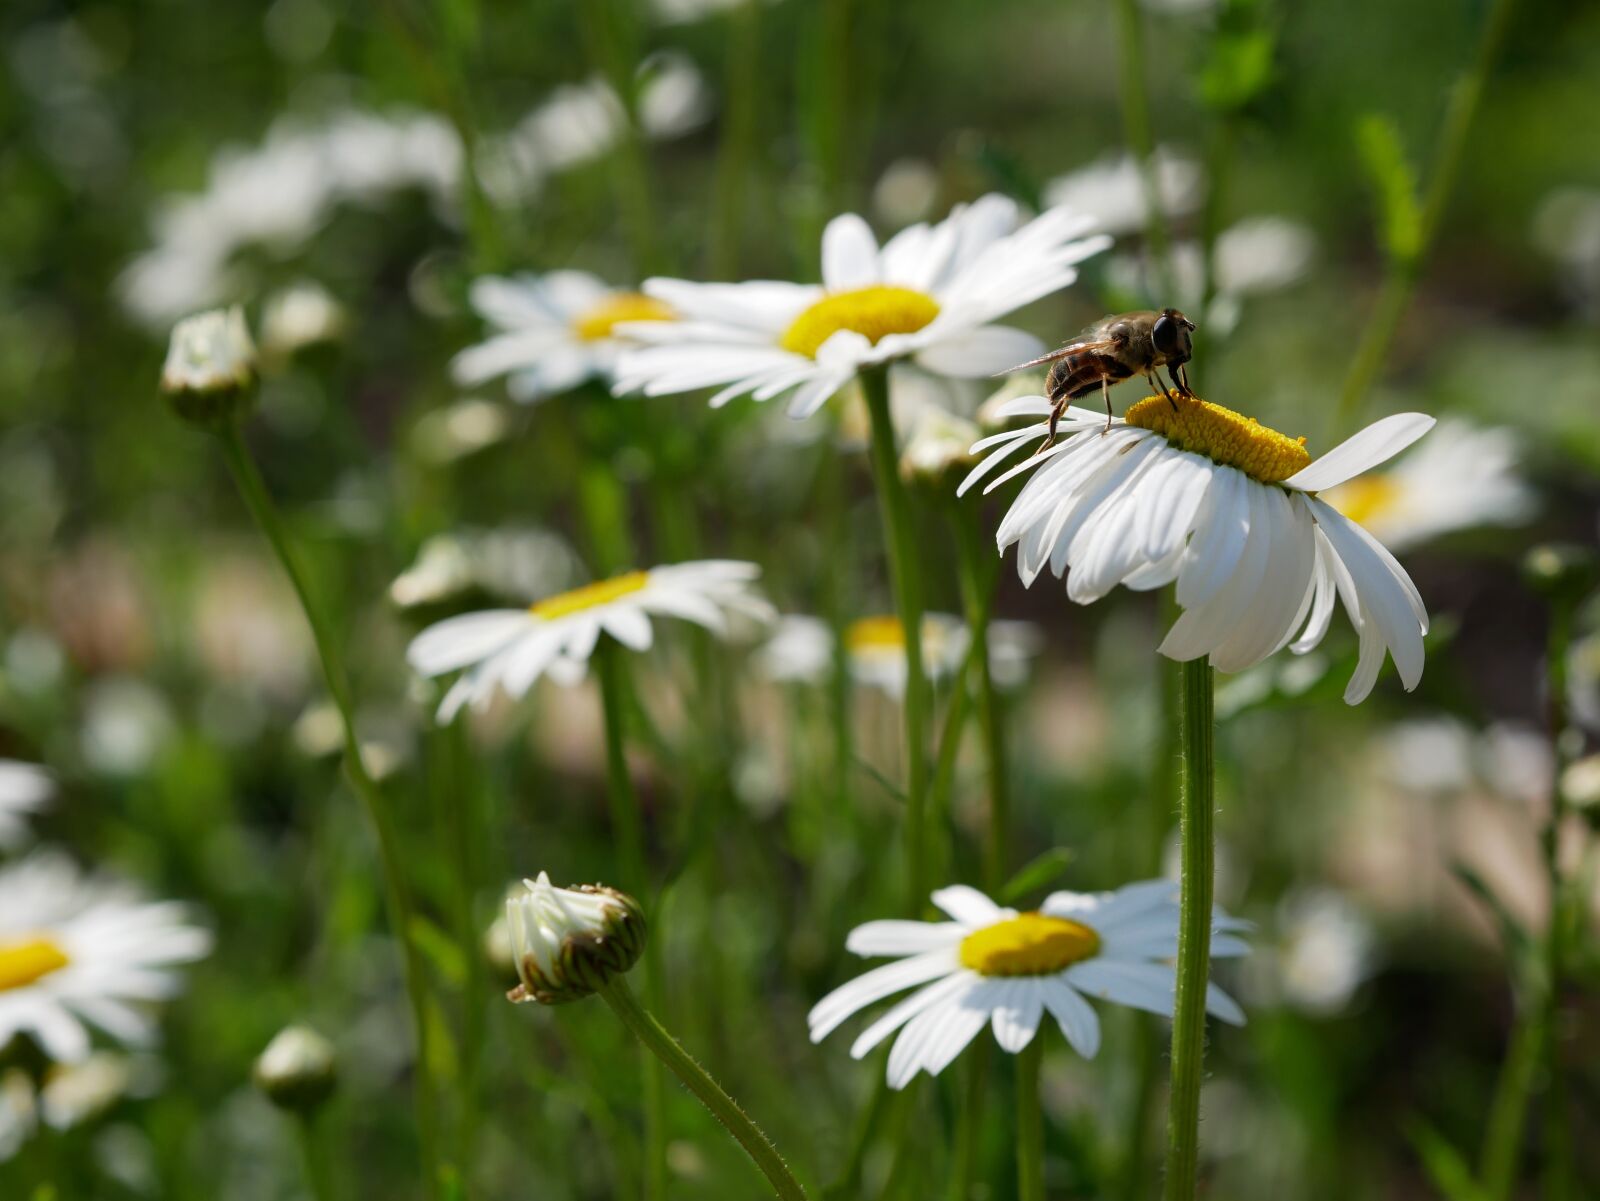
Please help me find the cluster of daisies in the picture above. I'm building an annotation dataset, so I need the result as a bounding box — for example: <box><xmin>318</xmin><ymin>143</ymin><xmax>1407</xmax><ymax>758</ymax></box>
<box><xmin>0</xmin><ymin>761</ymin><xmax>210</xmax><ymax>1158</ymax></box>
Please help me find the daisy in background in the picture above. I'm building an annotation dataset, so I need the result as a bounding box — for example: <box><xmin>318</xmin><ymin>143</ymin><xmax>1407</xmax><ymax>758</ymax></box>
<box><xmin>1042</xmin><ymin>146</ymin><xmax>1202</xmax><ymax>238</ymax></box>
<box><xmin>758</xmin><ymin>613</ymin><xmax>1041</xmax><ymax>699</ymax></box>
<box><xmin>451</xmin><ymin>271</ymin><xmax>675</xmax><ymax>402</ymax></box>
<box><xmin>0</xmin><ymin>761</ymin><xmax>53</xmax><ymax>849</ymax></box>
<box><xmin>1322</xmin><ymin>419</ymin><xmax>1534</xmax><ymax>552</ymax></box>
<box><xmin>810</xmin><ymin>880</ymin><xmax>1247</xmax><ymax>1088</ymax></box>
<box><xmin>408</xmin><ymin>561</ymin><xmax>774</xmax><ymax>721</ymax></box>
<box><xmin>961</xmin><ymin>393</ymin><xmax>1433</xmax><ymax>704</ymax></box>
<box><xmin>0</xmin><ymin>852</ymin><xmax>211</xmax><ymax>1064</ymax></box>
<box><xmin>612</xmin><ymin>194</ymin><xmax>1110</xmax><ymax>419</ymax></box>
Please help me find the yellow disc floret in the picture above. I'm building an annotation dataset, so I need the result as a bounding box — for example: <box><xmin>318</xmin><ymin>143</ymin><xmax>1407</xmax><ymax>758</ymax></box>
<box><xmin>572</xmin><ymin>293</ymin><xmax>675</xmax><ymax>342</ymax></box>
<box><xmin>959</xmin><ymin>913</ymin><xmax>1101</xmax><ymax>977</ymax></box>
<box><xmin>1323</xmin><ymin>474</ymin><xmax>1401</xmax><ymax>526</ymax></box>
<box><xmin>780</xmin><ymin>286</ymin><xmax>941</xmax><ymax>359</ymax></box>
<box><xmin>1124</xmin><ymin>393</ymin><xmax>1311</xmax><ymax>484</ymax></box>
<box><xmin>845</xmin><ymin>616</ymin><xmax>906</xmax><ymax>651</ymax></box>
<box><xmin>0</xmin><ymin>936</ymin><xmax>71</xmax><ymax>992</ymax></box>
<box><xmin>531</xmin><ymin>572</ymin><xmax>650</xmax><ymax>620</ymax></box>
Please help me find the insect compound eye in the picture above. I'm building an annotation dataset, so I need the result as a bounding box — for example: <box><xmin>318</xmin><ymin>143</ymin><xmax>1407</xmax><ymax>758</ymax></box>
<box><xmin>1152</xmin><ymin>313</ymin><xmax>1178</xmax><ymax>355</ymax></box>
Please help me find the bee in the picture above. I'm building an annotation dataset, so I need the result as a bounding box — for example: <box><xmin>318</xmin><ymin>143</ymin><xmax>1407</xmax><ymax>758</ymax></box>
<box><xmin>1002</xmin><ymin>309</ymin><xmax>1198</xmax><ymax>446</ymax></box>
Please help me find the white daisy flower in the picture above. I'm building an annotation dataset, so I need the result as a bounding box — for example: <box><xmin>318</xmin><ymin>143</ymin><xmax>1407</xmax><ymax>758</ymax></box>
<box><xmin>451</xmin><ymin>271</ymin><xmax>675</xmax><ymax>402</ymax></box>
<box><xmin>0</xmin><ymin>853</ymin><xmax>212</xmax><ymax>1064</ymax></box>
<box><xmin>613</xmin><ymin>195</ymin><xmax>1111</xmax><ymax>419</ymax></box>
<box><xmin>809</xmin><ymin>880</ymin><xmax>1247</xmax><ymax>1088</ymax></box>
<box><xmin>961</xmin><ymin>393</ymin><xmax>1434</xmax><ymax>704</ymax></box>
<box><xmin>758</xmin><ymin>613</ymin><xmax>1041</xmax><ymax>699</ymax></box>
<box><xmin>408</xmin><ymin>561</ymin><xmax>775</xmax><ymax>721</ymax></box>
<box><xmin>0</xmin><ymin>761</ymin><xmax>53</xmax><ymax>849</ymax></box>
<box><xmin>1042</xmin><ymin>147</ymin><xmax>1202</xmax><ymax>238</ymax></box>
<box><xmin>1322</xmin><ymin>419</ymin><xmax>1534</xmax><ymax>552</ymax></box>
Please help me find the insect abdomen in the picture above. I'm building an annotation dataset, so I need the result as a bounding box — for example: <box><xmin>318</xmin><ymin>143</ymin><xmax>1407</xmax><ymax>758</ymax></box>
<box><xmin>1047</xmin><ymin>353</ymin><xmax>1134</xmax><ymax>402</ymax></box>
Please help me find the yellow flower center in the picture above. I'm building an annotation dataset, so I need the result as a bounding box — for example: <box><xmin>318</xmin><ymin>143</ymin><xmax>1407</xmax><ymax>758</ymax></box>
<box><xmin>530</xmin><ymin>572</ymin><xmax>649</xmax><ymax>620</ymax></box>
<box><xmin>1323</xmin><ymin>474</ymin><xmax>1401</xmax><ymax>526</ymax></box>
<box><xmin>0</xmin><ymin>936</ymin><xmax>71</xmax><ymax>992</ymax></box>
<box><xmin>959</xmin><ymin>913</ymin><xmax>1101</xmax><ymax>977</ymax></box>
<box><xmin>571</xmin><ymin>293</ymin><xmax>675</xmax><ymax>342</ymax></box>
<box><xmin>780</xmin><ymin>286</ymin><xmax>941</xmax><ymax>359</ymax></box>
<box><xmin>1124</xmin><ymin>393</ymin><xmax>1311</xmax><ymax>484</ymax></box>
<box><xmin>845</xmin><ymin>615</ymin><xmax>906</xmax><ymax>651</ymax></box>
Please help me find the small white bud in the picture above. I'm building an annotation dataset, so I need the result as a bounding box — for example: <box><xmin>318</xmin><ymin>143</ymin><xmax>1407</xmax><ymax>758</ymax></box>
<box><xmin>505</xmin><ymin>872</ymin><xmax>646</xmax><ymax>1005</ymax></box>
<box><xmin>160</xmin><ymin>306</ymin><xmax>258</xmax><ymax>426</ymax></box>
<box><xmin>253</xmin><ymin>1025</ymin><xmax>337</xmax><ymax>1112</ymax></box>
<box><xmin>900</xmin><ymin>409</ymin><xmax>981</xmax><ymax>487</ymax></box>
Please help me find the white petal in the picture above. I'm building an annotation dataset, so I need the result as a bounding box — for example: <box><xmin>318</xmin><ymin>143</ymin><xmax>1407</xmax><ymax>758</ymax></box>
<box><xmin>407</xmin><ymin>611</ymin><xmax>530</xmax><ymax>676</ymax></box>
<box><xmin>929</xmin><ymin>885</ymin><xmax>1005</xmax><ymax>927</ymax></box>
<box><xmin>849</xmin><ymin>972</ymin><xmax>971</xmax><ymax>1059</ymax></box>
<box><xmin>914</xmin><ymin>324</ymin><xmax>1044</xmax><ymax>377</ymax></box>
<box><xmin>989</xmin><ymin>980</ymin><xmax>1044</xmax><ymax>1053</ymax></box>
<box><xmin>886</xmin><ymin>980</ymin><xmax>988</xmax><ymax>1088</ymax></box>
<box><xmin>845</xmin><ymin>920</ymin><xmax>966</xmax><ymax>957</ymax></box>
<box><xmin>601</xmin><ymin>606</ymin><xmax>654</xmax><ymax>651</ymax></box>
<box><xmin>807</xmin><ymin>950</ymin><xmax>959</xmax><ymax>1041</ymax></box>
<box><xmin>821</xmin><ymin>213</ymin><xmax>881</xmax><ymax>291</ymax></box>
<box><xmin>1041</xmin><ymin>978</ymin><xmax>1102</xmax><ymax>1058</ymax></box>
<box><xmin>1284</xmin><ymin>413</ymin><xmax>1436</xmax><ymax>492</ymax></box>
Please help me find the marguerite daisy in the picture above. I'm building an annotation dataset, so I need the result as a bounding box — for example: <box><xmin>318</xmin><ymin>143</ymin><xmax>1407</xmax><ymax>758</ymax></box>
<box><xmin>0</xmin><ymin>761</ymin><xmax>53</xmax><ymax>849</ymax></box>
<box><xmin>1322</xmin><ymin>419</ymin><xmax>1534</xmax><ymax>552</ymax></box>
<box><xmin>0</xmin><ymin>852</ymin><xmax>211</xmax><ymax>1064</ymax></box>
<box><xmin>809</xmin><ymin>880</ymin><xmax>1247</xmax><ymax>1088</ymax></box>
<box><xmin>407</xmin><ymin>561</ymin><xmax>774</xmax><ymax>721</ymax></box>
<box><xmin>451</xmin><ymin>271</ymin><xmax>676</xmax><ymax>402</ymax></box>
<box><xmin>612</xmin><ymin>195</ymin><xmax>1110</xmax><ymax>419</ymax></box>
<box><xmin>960</xmin><ymin>393</ymin><xmax>1434</xmax><ymax>704</ymax></box>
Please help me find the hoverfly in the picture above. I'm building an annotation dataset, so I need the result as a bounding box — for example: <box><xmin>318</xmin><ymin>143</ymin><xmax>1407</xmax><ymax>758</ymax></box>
<box><xmin>1002</xmin><ymin>309</ymin><xmax>1197</xmax><ymax>446</ymax></box>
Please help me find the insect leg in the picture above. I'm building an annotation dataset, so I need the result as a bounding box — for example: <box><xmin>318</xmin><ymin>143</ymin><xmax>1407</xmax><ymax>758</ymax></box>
<box><xmin>1163</xmin><ymin>366</ymin><xmax>1187</xmax><ymax>404</ymax></box>
<box><xmin>1100</xmin><ymin>376</ymin><xmax>1113</xmax><ymax>435</ymax></box>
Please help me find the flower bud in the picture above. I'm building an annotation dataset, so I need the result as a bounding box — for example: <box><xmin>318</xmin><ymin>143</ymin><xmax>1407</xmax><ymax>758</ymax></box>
<box><xmin>1521</xmin><ymin>543</ymin><xmax>1599</xmax><ymax>606</ymax></box>
<box><xmin>899</xmin><ymin>409</ymin><xmax>980</xmax><ymax>489</ymax></box>
<box><xmin>505</xmin><ymin>872</ymin><xmax>646</xmax><ymax>1005</ymax></box>
<box><xmin>253</xmin><ymin>1025</ymin><xmax>337</xmax><ymax>1113</ymax></box>
<box><xmin>161</xmin><ymin>306</ymin><xmax>258</xmax><ymax>428</ymax></box>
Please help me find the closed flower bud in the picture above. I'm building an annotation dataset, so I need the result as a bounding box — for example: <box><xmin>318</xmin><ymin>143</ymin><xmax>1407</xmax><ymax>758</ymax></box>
<box><xmin>253</xmin><ymin>1025</ymin><xmax>337</xmax><ymax>1113</ymax></box>
<box><xmin>161</xmin><ymin>306</ymin><xmax>258</xmax><ymax>427</ymax></box>
<box><xmin>505</xmin><ymin>872</ymin><xmax>646</xmax><ymax>1005</ymax></box>
<box><xmin>900</xmin><ymin>410</ymin><xmax>980</xmax><ymax>489</ymax></box>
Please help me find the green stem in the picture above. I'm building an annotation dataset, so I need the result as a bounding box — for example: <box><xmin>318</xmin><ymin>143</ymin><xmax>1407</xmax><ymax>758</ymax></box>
<box><xmin>295</xmin><ymin>1114</ymin><xmax>337</xmax><ymax>1201</ymax></box>
<box><xmin>710</xmin><ymin>0</ymin><xmax>762</xmax><ymax>277</ymax></box>
<box><xmin>859</xmin><ymin>365</ymin><xmax>931</xmax><ymax>912</ymax></box>
<box><xmin>579</xmin><ymin>0</ymin><xmax>662</xmax><ymax>275</ymax></box>
<box><xmin>598</xmin><ymin>976</ymin><xmax>810</xmax><ymax>1201</ymax></box>
<box><xmin>594</xmin><ymin>639</ymin><xmax>666</xmax><ymax>1201</ymax></box>
<box><xmin>949</xmin><ymin>1041</ymin><xmax>990</xmax><ymax>1201</ymax></box>
<box><xmin>214</xmin><ymin>424</ymin><xmax>442</xmax><ymax>1199</ymax></box>
<box><xmin>1480</xmin><ymin>1001</ymin><xmax>1543</xmax><ymax>1200</ymax></box>
<box><xmin>953</xmin><ymin>502</ymin><xmax>1007</xmax><ymax>892</ymax></box>
<box><xmin>1539</xmin><ymin>598</ymin><xmax>1576</xmax><ymax>1201</ymax></box>
<box><xmin>1113</xmin><ymin>0</ymin><xmax>1176</xmax><ymax>300</ymax></box>
<box><xmin>1335</xmin><ymin>0</ymin><xmax>1519</xmax><ymax>421</ymax></box>
<box><xmin>578</xmin><ymin>454</ymin><xmax>636</xmax><ymax>577</ymax></box>
<box><xmin>1163</xmin><ymin>657</ymin><xmax>1215</xmax><ymax>1201</ymax></box>
<box><xmin>1016</xmin><ymin>1036</ymin><xmax>1045</xmax><ymax>1201</ymax></box>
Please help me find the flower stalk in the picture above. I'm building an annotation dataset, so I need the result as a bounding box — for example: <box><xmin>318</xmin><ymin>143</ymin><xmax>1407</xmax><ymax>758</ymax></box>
<box><xmin>858</xmin><ymin>364</ymin><xmax>932</xmax><ymax>911</ymax></box>
<box><xmin>597</xmin><ymin>975</ymin><xmax>809</xmax><ymax>1201</ymax></box>
<box><xmin>1016</xmin><ymin>1035</ymin><xmax>1045</xmax><ymax>1201</ymax></box>
<box><xmin>1163</xmin><ymin>656</ymin><xmax>1216</xmax><ymax>1201</ymax></box>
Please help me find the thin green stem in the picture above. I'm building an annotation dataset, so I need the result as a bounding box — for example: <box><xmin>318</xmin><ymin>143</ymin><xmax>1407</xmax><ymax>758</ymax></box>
<box><xmin>1539</xmin><ymin>599</ymin><xmax>1576</xmax><ymax>1201</ymax></box>
<box><xmin>598</xmin><ymin>976</ymin><xmax>810</xmax><ymax>1201</ymax></box>
<box><xmin>1163</xmin><ymin>657</ymin><xmax>1215</xmax><ymax>1201</ymax></box>
<box><xmin>295</xmin><ymin>1114</ymin><xmax>337</xmax><ymax>1201</ymax></box>
<box><xmin>1016</xmin><ymin>1036</ymin><xmax>1045</xmax><ymax>1201</ymax></box>
<box><xmin>578</xmin><ymin>454</ymin><xmax>636</xmax><ymax>578</ymax></box>
<box><xmin>859</xmin><ymin>366</ymin><xmax>931</xmax><ymax>911</ymax></box>
<box><xmin>710</xmin><ymin>0</ymin><xmax>762</xmax><ymax>277</ymax></box>
<box><xmin>1335</xmin><ymin>0</ymin><xmax>1520</xmax><ymax>421</ymax></box>
<box><xmin>949</xmin><ymin>1041</ymin><xmax>991</xmax><ymax>1201</ymax></box>
<box><xmin>1113</xmin><ymin>0</ymin><xmax>1176</xmax><ymax>300</ymax></box>
<box><xmin>594</xmin><ymin>640</ymin><xmax>665</xmax><ymax>1201</ymax></box>
<box><xmin>1480</xmin><ymin>1002</ymin><xmax>1542</xmax><ymax>1200</ymax></box>
<box><xmin>214</xmin><ymin>424</ymin><xmax>441</xmax><ymax>1199</ymax></box>
<box><xmin>953</xmin><ymin>502</ymin><xmax>1007</xmax><ymax>892</ymax></box>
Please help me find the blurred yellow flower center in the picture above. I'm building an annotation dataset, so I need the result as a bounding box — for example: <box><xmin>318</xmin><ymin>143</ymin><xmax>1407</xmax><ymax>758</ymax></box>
<box><xmin>531</xmin><ymin>572</ymin><xmax>649</xmax><ymax>620</ymax></box>
<box><xmin>0</xmin><ymin>936</ymin><xmax>71</xmax><ymax>992</ymax></box>
<box><xmin>845</xmin><ymin>615</ymin><xmax>906</xmax><ymax>651</ymax></box>
<box><xmin>960</xmin><ymin>913</ymin><xmax>1100</xmax><ymax>977</ymax></box>
<box><xmin>781</xmin><ymin>286</ymin><xmax>940</xmax><ymax>359</ymax></box>
<box><xmin>1324</xmin><ymin>474</ymin><xmax>1400</xmax><ymax>525</ymax></box>
<box><xmin>572</xmin><ymin>294</ymin><xmax>675</xmax><ymax>342</ymax></box>
<box><xmin>1125</xmin><ymin>394</ymin><xmax>1311</xmax><ymax>484</ymax></box>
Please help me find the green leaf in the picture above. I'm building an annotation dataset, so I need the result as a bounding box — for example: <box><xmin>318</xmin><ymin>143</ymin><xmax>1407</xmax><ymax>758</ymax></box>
<box><xmin>1356</xmin><ymin>114</ymin><xmax>1424</xmax><ymax>266</ymax></box>
<box><xmin>1001</xmin><ymin>848</ymin><xmax>1077</xmax><ymax>905</ymax></box>
<box><xmin>1450</xmin><ymin>861</ymin><xmax>1535</xmax><ymax>980</ymax></box>
<box><xmin>1200</xmin><ymin>29</ymin><xmax>1277</xmax><ymax>113</ymax></box>
<box><xmin>1404</xmin><ymin>1117</ymin><xmax>1489</xmax><ymax>1201</ymax></box>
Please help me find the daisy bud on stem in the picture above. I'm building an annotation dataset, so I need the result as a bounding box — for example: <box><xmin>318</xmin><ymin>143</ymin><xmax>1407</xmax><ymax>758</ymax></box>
<box><xmin>254</xmin><ymin>1025</ymin><xmax>338</xmax><ymax>1114</ymax></box>
<box><xmin>507</xmin><ymin>872</ymin><xmax>808</xmax><ymax>1201</ymax></box>
<box><xmin>160</xmin><ymin>306</ymin><xmax>258</xmax><ymax>428</ymax></box>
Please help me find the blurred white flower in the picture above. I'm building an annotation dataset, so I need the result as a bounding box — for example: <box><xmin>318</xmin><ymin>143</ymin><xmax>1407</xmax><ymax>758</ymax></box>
<box><xmin>1273</xmin><ymin>889</ymin><xmax>1374</xmax><ymax>1015</ymax></box>
<box><xmin>1323</xmin><ymin>420</ymin><xmax>1534</xmax><ymax>552</ymax></box>
<box><xmin>650</xmin><ymin>0</ymin><xmax>770</xmax><ymax>23</ymax></box>
<box><xmin>39</xmin><ymin>1052</ymin><xmax>132</xmax><ymax>1129</ymax></box>
<box><xmin>757</xmin><ymin>613</ymin><xmax>1040</xmax><ymax>698</ymax></box>
<box><xmin>964</xmin><ymin>396</ymin><xmax>1433</xmax><ymax>704</ymax></box>
<box><xmin>810</xmin><ymin>880</ymin><xmax>1247</xmax><ymax>1088</ymax></box>
<box><xmin>160</xmin><ymin>306</ymin><xmax>256</xmax><ymax>397</ymax></box>
<box><xmin>1042</xmin><ymin>147</ymin><xmax>1202</xmax><ymax>237</ymax></box>
<box><xmin>0</xmin><ymin>852</ymin><xmax>211</xmax><ymax>1063</ymax></box>
<box><xmin>408</xmin><ymin>561</ymin><xmax>774</xmax><ymax>720</ymax></box>
<box><xmin>900</xmin><ymin>408</ymin><xmax>981</xmax><ymax>484</ymax></box>
<box><xmin>80</xmin><ymin>678</ymin><xmax>176</xmax><ymax>777</ymax></box>
<box><xmin>259</xmin><ymin>280</ymin><xmax>346</xmax><ymax>357</ymax></box>
<box><xmin>452</xmin><ymin>272</ymin><xmax>675</xmax><ymax>402</ymax></box>
<box><xmin>389</xmin><ymin>526</ymin><xmax>580</xmax><ymax>610</ymax></box>
<box><xmin>1375</xmin><ymin>717</ymin><xmax>1476</xmax><ymax>794</ymax></box>
<box><xmin>615</xmin><ymin>195</ymin><xmax>1110</xmax><ymax>419</ymax></box>
<box><xmin>0</xmin><ymin>761</ymin><xmax>52</xmax><ymax>849</ymax></box>
<box><xmin>409</xmin><ymin>398</ymin><xmax>516</xmax><ymax>464</ymax></box>
<box><xmin>1481</xmin><ymin>722</ymin><xmax>1553</xmax><ymax>808</ymax></box>
<box><xmin>873</xmin><ymin>158</ymin><xmax>940</xmax><ymax>227</ymax></box>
